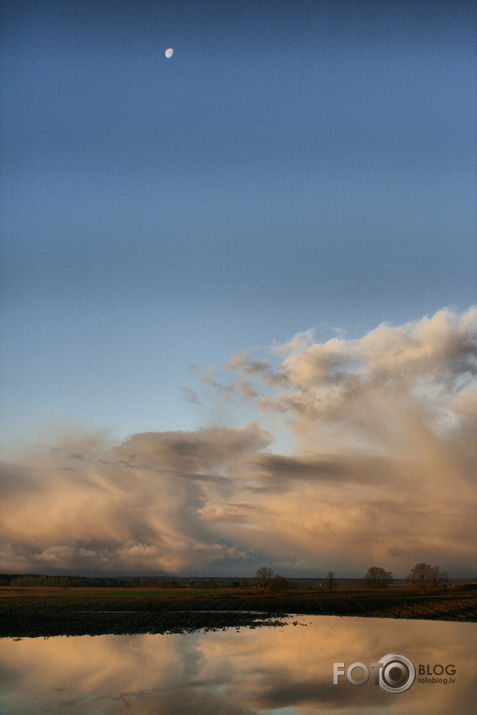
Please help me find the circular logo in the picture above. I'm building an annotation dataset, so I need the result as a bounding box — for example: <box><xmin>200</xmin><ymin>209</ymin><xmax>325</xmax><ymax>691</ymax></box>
<box><xmin>378</xmin><ymin>653</ymin><xmax>415</xmax><ymax>693</ymax></box>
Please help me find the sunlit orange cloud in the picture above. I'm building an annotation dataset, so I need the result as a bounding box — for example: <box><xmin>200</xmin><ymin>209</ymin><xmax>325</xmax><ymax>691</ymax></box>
<box><xmin>1</xmin><ymin>307</ymin><xmax>476</xmax><ymax>576</ymax></box>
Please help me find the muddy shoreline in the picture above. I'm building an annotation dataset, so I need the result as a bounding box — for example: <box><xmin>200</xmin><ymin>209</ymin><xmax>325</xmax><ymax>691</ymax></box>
<box><xmin>1</xmin><ymin>586</ymin><xmax>476</xmax><ymax>637</ymax></box>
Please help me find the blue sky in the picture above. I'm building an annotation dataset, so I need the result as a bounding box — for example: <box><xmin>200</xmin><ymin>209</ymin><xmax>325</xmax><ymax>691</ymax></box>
<box><xmin>1</xmin><ymin>0</ymin><xmax>476</xmax><ymax>444</ymax></box>
<box><xmin>1</xmin><ymin>1</ymin><xmax>477</xmax><ymax>577</ymax></box>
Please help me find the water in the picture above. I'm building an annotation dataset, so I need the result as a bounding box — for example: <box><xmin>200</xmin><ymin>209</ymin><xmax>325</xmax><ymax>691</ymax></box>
<box><xmin>1</xmin><ymin>616</ymin><xmax>475</xmax><ymax>714</ymax></box>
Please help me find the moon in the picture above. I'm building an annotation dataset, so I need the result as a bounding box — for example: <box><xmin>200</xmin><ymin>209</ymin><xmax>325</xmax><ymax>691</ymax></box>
<box><xmin>165</xmin><ymin>48</ymin><xmax>174</xmax><ymax>59</ymax></box>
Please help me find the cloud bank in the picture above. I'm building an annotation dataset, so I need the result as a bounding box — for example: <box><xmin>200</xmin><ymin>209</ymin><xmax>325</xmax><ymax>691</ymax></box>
<box><xmin>1</xmin><ymin>307</ymin><xmax>476</xmax><ymax>576</ymax></box>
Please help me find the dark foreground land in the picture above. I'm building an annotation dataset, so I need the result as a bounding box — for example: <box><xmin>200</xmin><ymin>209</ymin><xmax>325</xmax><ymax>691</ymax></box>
<box><xmin>1</xmin><ymin>583</ymin><xmax>476</xmax><ymax>637</ymax></box>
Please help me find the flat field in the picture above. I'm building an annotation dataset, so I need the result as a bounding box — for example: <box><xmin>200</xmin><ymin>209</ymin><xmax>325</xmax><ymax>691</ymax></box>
<box><xmin>1</xmin><ymin>583</ymin><xmax>476</xmax><ymax>637</ymax></box>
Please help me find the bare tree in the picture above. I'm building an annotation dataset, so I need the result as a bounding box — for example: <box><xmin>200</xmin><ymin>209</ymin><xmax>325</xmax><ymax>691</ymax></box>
<box><xmin>407</xmin><ymin>563</ymin><xmax>442</xmax><ymax>592</ymax></box>
<box><xmin>365</xmin><ymin>566</ymin><xmax>393</xmax><ymax>589</ymax></box>
<box><xmin>256</xmin><ymin>566</ymin><xmax>275</xmax><ymax>589</ymax></box>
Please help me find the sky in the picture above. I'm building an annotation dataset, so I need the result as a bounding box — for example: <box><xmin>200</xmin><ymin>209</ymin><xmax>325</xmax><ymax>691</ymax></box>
<box><xmin>1</xmin><ymin>0</ymin><xmax>476</xmax><ymax>577</ymax></box>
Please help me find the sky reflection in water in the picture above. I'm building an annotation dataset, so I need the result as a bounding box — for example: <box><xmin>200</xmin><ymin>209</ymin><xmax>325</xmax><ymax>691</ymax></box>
<box><xmin>1</xmin><ymin>616</ymin><xmax>475</xmax><ymax>714</ymax></box>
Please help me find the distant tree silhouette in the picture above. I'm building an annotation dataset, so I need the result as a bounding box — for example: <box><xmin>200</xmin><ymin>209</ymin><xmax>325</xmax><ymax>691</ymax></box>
<box><xmin>407</xmin><ymin>563</ymin><xmax>442</xmax><ymax>592</ymax></box>
<box><xmin>327</xmin><ymin>571</ymin><xmax>335</xmax><ymax>589</ymax></box>
<box><xmin>365</xmin><ymin>566</ymin><xmax>393</xmax><ymax>588</ymax></box>
<box><xmin>256</xmin><ymin>566</ymin><xmax>275</xmax><ymax>589</ymax></box>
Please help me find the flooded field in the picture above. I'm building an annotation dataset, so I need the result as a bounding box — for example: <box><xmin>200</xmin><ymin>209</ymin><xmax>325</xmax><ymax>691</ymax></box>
<box><xmin>1</xmin><ymin>615</ymin><xmax>475</xmax><ymax>714</ymax></box>
<box><xmin>1</xmin><ymin>584</ymin><xmax>475</xmax><ymax>638</ymax></box>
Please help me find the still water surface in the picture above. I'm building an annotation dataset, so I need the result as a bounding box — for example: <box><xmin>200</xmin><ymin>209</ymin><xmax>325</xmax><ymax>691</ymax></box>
<box><xmin>1</xmin><ymin>616</ymin><xmax>475</xmax><ymax>714</ymax></box>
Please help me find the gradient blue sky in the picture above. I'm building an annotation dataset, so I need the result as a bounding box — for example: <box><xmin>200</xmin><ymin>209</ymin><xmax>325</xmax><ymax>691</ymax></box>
<box><xmin>1</xmin><ymin>0</ymin><xmax>476</xmax><ymax>444</ymax></box>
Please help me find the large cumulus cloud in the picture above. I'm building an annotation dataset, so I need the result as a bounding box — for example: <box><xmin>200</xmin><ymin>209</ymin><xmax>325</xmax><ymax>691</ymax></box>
<box><xmin>1</xmin><ymin>307</ymin><xmax>476</xmax><ymax>576</ymax></box>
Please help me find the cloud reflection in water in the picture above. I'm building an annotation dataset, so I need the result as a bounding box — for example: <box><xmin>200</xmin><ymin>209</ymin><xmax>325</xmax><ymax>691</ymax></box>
<box><xmin>1</xmin><ymin>616</ymin><xmax>475</xmax><ymax>714</ymax></box>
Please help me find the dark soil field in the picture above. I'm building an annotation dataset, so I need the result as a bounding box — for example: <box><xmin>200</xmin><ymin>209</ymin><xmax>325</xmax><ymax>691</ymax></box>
<box><xmin>1</xmin><ymin>583</ymin><xmax>476</xmax><ymax>637</ymax></box>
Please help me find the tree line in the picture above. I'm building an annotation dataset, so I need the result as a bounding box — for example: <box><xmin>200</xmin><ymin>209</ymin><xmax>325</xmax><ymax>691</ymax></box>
<box><xmin>1</xmin><ymin>562</ymin><xmax>448</xmax><ymax>592</ymax></box>
<box><xmin>0</xmin><ymin>574</ymin><xmax>186</xmax><ymax>588</ymax></box>
<box><xmin>363</xmin><ymin>563</ymin><xmax>447</xmax><ymax>591</ymax></box>
<box><xmin>255</xmin><ymin>562</ymin><xmax>448</xmax><ymax>593</ymax></box>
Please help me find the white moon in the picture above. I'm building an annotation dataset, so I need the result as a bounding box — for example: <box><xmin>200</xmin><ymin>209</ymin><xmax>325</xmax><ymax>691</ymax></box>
<box><xmin>165</xmin><ymin>48</ymin><xmax>174</xmax><ymax>59</ymax></box>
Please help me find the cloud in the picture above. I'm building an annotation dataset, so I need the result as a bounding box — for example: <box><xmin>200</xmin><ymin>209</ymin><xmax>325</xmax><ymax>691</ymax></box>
<box><xmin>250</xmin><ymin>307</ymin><xmax>477</xmax><ymax>454</ymax></box>
<box><xmin>1</xmin><ymin>307</ymin><xmax>476</xmax><ymax>576</ymax></box>
<box><xmin>248</xmin><ymin>453</ymin><xmax>390</xmax><ymax>486</ymax></box>
<box><xmin>118</xmin><ymin>422</ymin><xmax>271</xmax><ymax>472</ymax></box>
<box><xmin>2</xmin><ymin>617</ymin><xmax>474</xmax><ymax>714</ymax></box>
<box><xmin>181</xmin><ymin>387</ymin><xmax>202</xmax><ymax>405</ymax></box>
<box><xmin>0</xmin><ymin>423</ymin><xmax>271</xmax><ymax>575</ymax></box>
